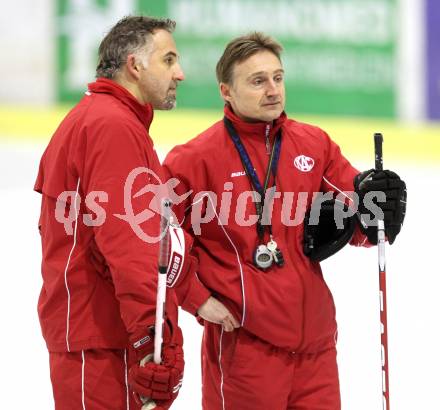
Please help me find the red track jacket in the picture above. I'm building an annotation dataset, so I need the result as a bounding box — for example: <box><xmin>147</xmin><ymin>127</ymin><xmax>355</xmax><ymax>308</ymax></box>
<box><xmin>35</xmin><ymin>78</ymin><xmax>178</xmax><ymax>353</ymax></box>
<box><xmin>163</xmin><ymin>105</ymin><xmax>367</xmax><ymax>353</ymax></box>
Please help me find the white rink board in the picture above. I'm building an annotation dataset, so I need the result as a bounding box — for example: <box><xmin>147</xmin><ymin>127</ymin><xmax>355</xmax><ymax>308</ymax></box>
<box><xmin>0</xmin><ymin>141</ymin><xmax>438</xmax><ymax>410</ymax></box>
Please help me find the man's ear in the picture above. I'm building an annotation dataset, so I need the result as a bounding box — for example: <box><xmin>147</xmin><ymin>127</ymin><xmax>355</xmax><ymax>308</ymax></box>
<box><xmin>219</xmin><ymin>82</ymin><xmax>232</xmax><ymax>103</ymax></box>
<box><xmin>125</xmin><ymin>54</ymin><xmax>141</xmax><ymax>80</ymax></box>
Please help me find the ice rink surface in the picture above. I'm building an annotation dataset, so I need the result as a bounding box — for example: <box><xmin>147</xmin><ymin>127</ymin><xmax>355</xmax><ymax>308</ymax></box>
<box><xmin>0</xmin><ymin>139</ymin><xmax>439</xmax><ymax>409</ymax></box>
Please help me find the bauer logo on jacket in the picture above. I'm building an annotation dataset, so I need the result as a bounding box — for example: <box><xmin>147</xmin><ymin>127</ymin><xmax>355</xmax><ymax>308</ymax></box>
<box><xmin>231</xmin><ymin>170</ymin><xmax>246</xmax><ymax>178</ymax></box>
<box><xmin>294</xmin><ymin>155</ymin><xmax>315</xmax><ymax>172</ymax></box>
<box><xmin>167</xmin><ymin>252</ymin><xmax>183</xmax><ymax>287</ymax></box>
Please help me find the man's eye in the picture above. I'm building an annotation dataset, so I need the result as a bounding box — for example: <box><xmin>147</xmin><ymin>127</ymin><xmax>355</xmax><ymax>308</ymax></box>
<box><xmin>165</xmin><ymin>57</ymin><xmax>174</xmax><ymax>65</ymax></box>
<box><xmin>253</xmin><ymin>78</ymin><xmax>263</xmax><ymax>85</ymax></box>
<box><xmin>274</xmin><ymin>75</ymin><xmax>283</xmax><ymax>83</ymax></box>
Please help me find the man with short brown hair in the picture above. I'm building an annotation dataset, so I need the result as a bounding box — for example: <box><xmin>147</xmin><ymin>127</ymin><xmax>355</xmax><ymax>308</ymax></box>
<box><xmin>164</xmin><ymin>32</ymin><xmax>406</xmax><ymax>409</ymax></box>
<box><xmin>35</xmin><ymin>15</ymin><xmax>194</xmax><ymax>410</ymax></box>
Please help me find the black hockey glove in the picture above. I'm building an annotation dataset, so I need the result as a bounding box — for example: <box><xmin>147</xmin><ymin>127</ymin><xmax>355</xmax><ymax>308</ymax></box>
<box><xmin>354</xmin><ymin>169</ymin><xmax>407</xmax><ymax>245</ymax></box>
<box><xmin>303</xmin><ymin>198</ymin><xmax>355</xmax><ymax>262</ymax></box>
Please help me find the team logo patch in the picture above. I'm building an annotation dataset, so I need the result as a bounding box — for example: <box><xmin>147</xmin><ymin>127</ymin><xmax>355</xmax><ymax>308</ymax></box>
<box><xmin>294</xmin><ymin>155</ymin><xmax>315</xmax><ymax>172</ymax></box>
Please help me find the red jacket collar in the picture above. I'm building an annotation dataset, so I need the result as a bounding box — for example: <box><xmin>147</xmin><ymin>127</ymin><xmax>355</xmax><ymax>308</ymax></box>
<box><xmin>223</xmin><ymin>104</ymin><xmax>287</xmax><ymax>139</ymax></box>
<box><xmin>88</xmin><ymin>78</ymin><xmax>154</xmax><ymax>131</ymax></box>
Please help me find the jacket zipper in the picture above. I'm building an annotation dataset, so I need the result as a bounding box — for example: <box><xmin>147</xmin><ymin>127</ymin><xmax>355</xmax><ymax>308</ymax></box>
<box><xmin>265</xmin><ymin>124</ymin><xmax>271</xmax><ymax>155</ymax></box>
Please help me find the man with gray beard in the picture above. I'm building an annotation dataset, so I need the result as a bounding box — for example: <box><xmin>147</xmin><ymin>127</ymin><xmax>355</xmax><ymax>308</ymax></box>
<box><xmin>35</xmin><ymin>16</ymin><xmax>195</xmax><ymax>410</ymax></box>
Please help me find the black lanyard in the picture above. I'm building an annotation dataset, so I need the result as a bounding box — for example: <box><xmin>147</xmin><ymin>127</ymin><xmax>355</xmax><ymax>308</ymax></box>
<box><xmin>224</xmin><ymin>117</ymin><xmax>282</xmax><ymax>241</ymax></box>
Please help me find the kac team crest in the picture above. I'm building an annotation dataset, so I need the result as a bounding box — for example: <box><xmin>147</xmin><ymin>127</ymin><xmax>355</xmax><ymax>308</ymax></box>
<box><xmin>294</xmin><ymin>155</ymin><xmax>315</xmax><ymax>172</ymax></box>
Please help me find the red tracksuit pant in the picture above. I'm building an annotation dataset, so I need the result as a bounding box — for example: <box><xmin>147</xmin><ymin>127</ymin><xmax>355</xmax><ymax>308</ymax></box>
<box><xmin>49</xmin><ymin>349</ymin><xmax>140</xmax><ymax>410</ymax></box>
<box><xmin>202</xmin><ymin>324</ymin><xmax>341</xmax><ymax>410</ymax></box>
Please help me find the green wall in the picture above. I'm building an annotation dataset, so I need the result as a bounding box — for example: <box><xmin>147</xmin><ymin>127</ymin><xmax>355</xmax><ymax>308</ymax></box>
<box><xmin>56</xmin><ymin>0</ymin><xmax>397</xmax><ymax>117</ymax></box>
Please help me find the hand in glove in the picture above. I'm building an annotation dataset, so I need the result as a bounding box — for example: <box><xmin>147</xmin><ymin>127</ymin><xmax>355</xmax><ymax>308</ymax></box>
<box><xmin>129</xmin><ymin>320</ymin><xmax>184</xmax><ymax>410</ymax></box>
<box><xmin>354</xmin><ymin>169</ymin><xmax>407</xmax><ymax>244</ymax></box>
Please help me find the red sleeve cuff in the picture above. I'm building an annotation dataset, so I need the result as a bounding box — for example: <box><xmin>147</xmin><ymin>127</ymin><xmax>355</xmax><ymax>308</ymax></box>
<box><xmin>177</xmin><ymin>272</ymin><xmax>211</xmax><ymax>316</ymax></box>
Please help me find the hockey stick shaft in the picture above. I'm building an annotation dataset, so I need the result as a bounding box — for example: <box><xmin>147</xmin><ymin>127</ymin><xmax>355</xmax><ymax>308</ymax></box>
<box><xmin>140</xmin><ymin>200</ymin><xmax>172</xmax><ymax>410</ymax></box>
<box><xmin>154</xmin><ymin>199</ymin><xmax>172</xmax><ymax>365</ymax></box>
<box><xmin>374</xmin><ymin>133</ymin><xmax>390</xmax><ymax>410</ymax></box>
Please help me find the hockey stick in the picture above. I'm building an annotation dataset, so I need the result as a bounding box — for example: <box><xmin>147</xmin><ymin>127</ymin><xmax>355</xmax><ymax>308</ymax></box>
<box><xmin>154</xmin><ymin>198</ymin><xmax>172</xmax><ymax>364</ymax></box>
<box><xmin>374</xmin><ymin>133</ymin><xmax>390</xmax><ymax>410</ymax></box>
<box><xmin>140</xmin><ymin>199</ymin><xmax>172</xmax><ymax>410</ymax></box>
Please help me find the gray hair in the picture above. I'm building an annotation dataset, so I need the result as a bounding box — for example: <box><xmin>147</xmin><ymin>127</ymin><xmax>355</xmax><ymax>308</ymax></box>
<box><xmin>96</xmin><ymin>15</ymin><xmax>176</xmax><ymax>79</ymax></box>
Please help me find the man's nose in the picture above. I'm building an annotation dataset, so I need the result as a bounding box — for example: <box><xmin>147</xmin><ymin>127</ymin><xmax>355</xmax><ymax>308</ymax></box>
<box><xmin>265</xmin><ymin>79</ymin><xmax>279</xmax><ymax>96</ymax></box>
<box><xmin>174</xmin><ymin>63</ymin><xmax>185</xmax><ymax>81</ymax></box>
